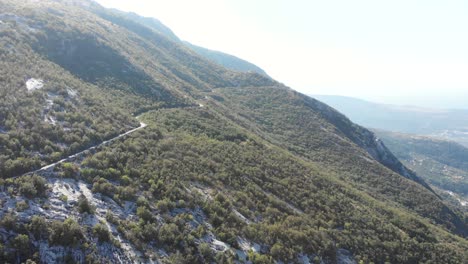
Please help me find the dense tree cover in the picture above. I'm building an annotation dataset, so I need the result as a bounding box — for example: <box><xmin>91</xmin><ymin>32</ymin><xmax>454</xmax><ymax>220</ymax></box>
<box><xmin>2</xmin><ymin>175</ymin><xmax>48</xmax><ymax>198</ymax></box>
<box><xmin>0</xmin><ymin>35</ymin><xmax>139</xmax><ymax>178</ymax></box>
<box><xmin>377</xmin><ymin>130</ymin><xmax>468</xmax><ymax>197</ymax></box>
<box><xmin>0</xmin><ymin>215</ymin><xmax>85</xmax><ymax>263</ymax></box>
<box><xmin>0</xmin><ymin>0</ymin><xmax>276</xmax><ymax>179</ymax></box>
<box><xmin>0</xmin><ymin>0</ymin><xmax>467</xmax><ymax>263</ymax></box>
<box><xmin>211</xmin><ymin>86</ymin><xmax>467</xmax><ymax>235</ymax></box>
<box><xmin>63</xmin><ymin>108</ymin><xmax>466</xmax><ymax>263</ymax></box>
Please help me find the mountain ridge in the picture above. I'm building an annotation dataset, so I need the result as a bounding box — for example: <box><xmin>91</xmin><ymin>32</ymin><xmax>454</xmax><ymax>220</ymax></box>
<box><xmin>96</xmin><ymin>6</ymin><xmax>270</xmax><ymax>77</ymax></box>
<box><xmin>0</xmin><ymin>1</ymin><xmax>466</xmax><ymax>263</ymax></box>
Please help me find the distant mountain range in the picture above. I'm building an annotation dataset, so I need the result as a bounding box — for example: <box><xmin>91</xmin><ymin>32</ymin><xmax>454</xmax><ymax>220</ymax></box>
<box><xmin>313</xmin><ymin>95</ymin><xmax>468</xmax><ymax>146</ymax></box>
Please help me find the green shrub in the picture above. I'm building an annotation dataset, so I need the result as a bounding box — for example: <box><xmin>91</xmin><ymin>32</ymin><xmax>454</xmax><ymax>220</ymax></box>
<box><xmin>16</xmin><ymin>200</ymin><xmax>29</xmax><ymax>211</ymax></box>
<box><xmin>93</xmin><ymin>223</ymin><xmax>111</xmax><ymax>243</ymax></box>
<box><xmin>49</xmin><ymin>218</ymin><xmax>83</xmax><ymax>246</ymax></box>
<box><xmin>77</xmin><ymin>195</ymin><xmax>94</xmax><ymax>214</ymax></box>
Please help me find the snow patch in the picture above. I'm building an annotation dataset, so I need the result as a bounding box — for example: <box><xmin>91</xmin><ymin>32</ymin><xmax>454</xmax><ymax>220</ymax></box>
<box><xmin>26</xmin><ymin>78</ymin><xmax>44</xmax><ymax>92</ymax></box>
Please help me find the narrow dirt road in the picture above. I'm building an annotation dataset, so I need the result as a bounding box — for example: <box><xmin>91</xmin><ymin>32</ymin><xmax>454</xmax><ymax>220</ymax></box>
<box><xmin>24</xmin><ymin>122</ymin><xmax>147</xmax><ymax>176</ymax></box>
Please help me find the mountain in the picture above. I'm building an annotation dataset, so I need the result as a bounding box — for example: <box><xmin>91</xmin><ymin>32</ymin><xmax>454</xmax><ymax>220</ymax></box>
<box><xmin>0</xmin><ymin>1</ymin><xmax>467</xmax><ymax>263</ymax></box>
<box><xmin>375</xmin><ymin>130</ymin><xmax>468</xmax><ymax>210</ymax></box>
<box><xmin>107</xmin><ymin>9</ymin><xmax>181</xmax><ymax>42</ymax></box>
<box><xmin>183</xmin><ymin>42</ymin><xmax>270</xmax><ymax>77</ymax></box>
<box><xmin>313</xmin><ymin>95</ymin><xmax>468</xmax><ymax>146</ymax></box>
<box><xmin>103</xmin><ymin>8</ymin><xmax>270</xmax><ymax>77</ymax></box>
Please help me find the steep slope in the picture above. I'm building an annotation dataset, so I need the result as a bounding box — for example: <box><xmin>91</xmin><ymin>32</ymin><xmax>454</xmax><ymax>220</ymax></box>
<box><xmin>207</xmin><ymin>86</ymin><xmax>465</xmax><ymax>234</ymax></box>
<box><xmin>0</xmin><ymin>16</ymin><xmax>139</xmax><ymax>177</ymax></box>
<box><xmin>184</xmin><ymin>42</ymin><xmax>270</xmax><ymax>77</ymax></box>
<box><xmin>0</xmin><ymin>1</ymin><xmax>467</xmax><ymax>263</ymax></box>
<box><xmin>97</xmin><ymin>7</ymin><xmax>270</xmax><ymax>77</ymax></box>
<box><xmin>109</xmin><ymin>9</ymin><xmax>181</xmax><ymax>42</ymax></box>
<box><xmin>376</xmin><ymin>130</ymin><xmax>468</xmax><ymax>209</ymax></box>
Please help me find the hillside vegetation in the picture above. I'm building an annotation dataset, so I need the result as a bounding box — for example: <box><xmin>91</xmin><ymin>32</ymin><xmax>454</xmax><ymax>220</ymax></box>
<box><xmin>0</xmin><ymin>0</ymin><xmax>466</xmax><ymax>263</ymax></box>
<box><xmin>376</xmin><ymin>130</ymin><xmax>468</xmax><ymax>211</ymax></box>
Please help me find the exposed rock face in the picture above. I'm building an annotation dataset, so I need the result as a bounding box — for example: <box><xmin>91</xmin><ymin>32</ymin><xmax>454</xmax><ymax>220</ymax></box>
<box><xmin>26</xmin><ymin>78</ymin><xmax>44</xmax><ymax>92</ymax></box>
<box><xmin>365</xmin><ymin>135</ymin><xmax>433</xmax><ymax>190</ymax></box>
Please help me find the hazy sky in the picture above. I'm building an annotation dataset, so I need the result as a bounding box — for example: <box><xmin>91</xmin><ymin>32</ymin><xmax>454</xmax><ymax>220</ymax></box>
<box><xmin>96</xmin><ymin>0</ymin><xmax>468</xmax><ymax>108</ymax></box>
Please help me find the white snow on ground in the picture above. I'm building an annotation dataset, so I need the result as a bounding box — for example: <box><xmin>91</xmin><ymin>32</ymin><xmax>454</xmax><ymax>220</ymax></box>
<box><xmin>26</xmin><ymin>78</ymin><xmax>44</xmax><ymax>92</ymax></box>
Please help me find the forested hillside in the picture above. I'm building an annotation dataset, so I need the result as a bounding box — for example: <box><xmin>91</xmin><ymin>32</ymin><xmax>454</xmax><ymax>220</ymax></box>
<box><xmin>96</xmin><ymin>7</ymin><xmax>270</xmax><ymax>77</ymax></box>
<box><xmin>183</xmin><ymin>42</ymin><xmax>270</xmax><ymax>77</ymax></box>
<box><xmin>376</xmin><ymin>130</ymin><xmax>468</xmax><ymax>211</ymax></box>
<box><xmin>0</xmin><ymin>1</ymin><xmax>466</xmax><ymax>263</ymax></box>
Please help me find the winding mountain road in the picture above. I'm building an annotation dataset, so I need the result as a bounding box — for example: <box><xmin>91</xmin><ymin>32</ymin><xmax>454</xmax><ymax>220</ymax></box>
<box><xmin>24</xmin><ymin>121</ymin><xmax>147</xmax><ymax>176</ymax></box>
<box><xmin>19</xmin><ymin>102</ymin><xmax>205</xmax><ymax>177</ymax></box>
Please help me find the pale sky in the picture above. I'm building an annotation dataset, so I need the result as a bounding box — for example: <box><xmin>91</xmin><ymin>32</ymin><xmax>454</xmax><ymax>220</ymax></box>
<box><xmin>96</xmin><ymin>0</ymin><xmax>468</xmax><ymax>108</ymax></box>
